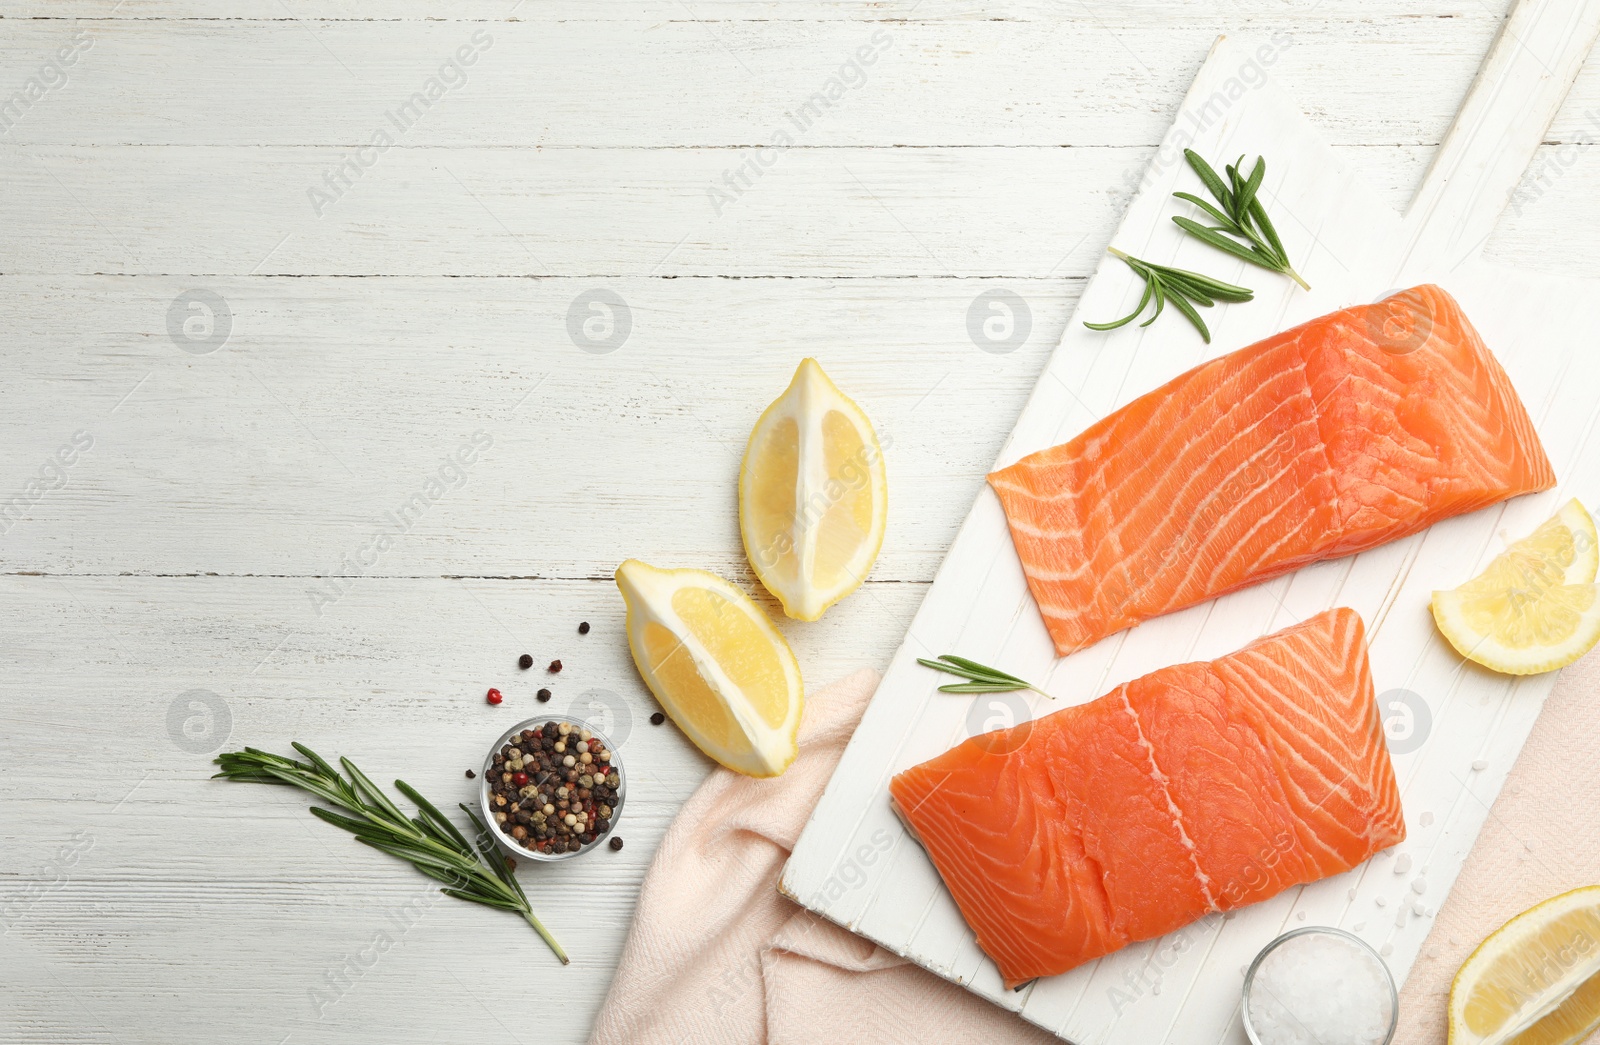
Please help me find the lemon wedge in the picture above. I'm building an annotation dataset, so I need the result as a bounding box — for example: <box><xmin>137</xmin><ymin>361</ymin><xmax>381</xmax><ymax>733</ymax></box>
<box><xmin>739</xmin><ymin>359</ymin><xmax>887</xmax><ymax>621</ymax></box>
<box><xmin>1449</xmin><ymin>885</ymin><xmax>1600</xmax><ymax>1045</ymax></box>
<box><xmin>1432</xmin><ymin>499</ymin><xmax>1600</xmax><ymax>675</ymax></box>
<box><xmin>616</xmin><ymin>559</ymin><xmax>803</xmax><ymax>778</ymax></box>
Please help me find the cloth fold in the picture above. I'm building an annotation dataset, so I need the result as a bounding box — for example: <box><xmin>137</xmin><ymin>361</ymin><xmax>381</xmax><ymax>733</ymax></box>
<box><xmin>590</xmin><ymin>655</ymin><xmax>1599</xmax><ymax>1045</ymax></box>
<box><xmin>586</xmin><ymin>668</ymin><xmax>1054</xmax><ymax>1045</ymax></box>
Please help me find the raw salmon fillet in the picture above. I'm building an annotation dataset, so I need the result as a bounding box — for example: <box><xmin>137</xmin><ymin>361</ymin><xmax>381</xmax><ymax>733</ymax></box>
<box><xmin>990</xmin><ymin>285</ymin><xmax>1555</xmax><ymax>656</ymax></box>
<box><xmin>888</xmin><ymin>608</ymin><xmax>1404</xmax><ymax>987</ymax></box>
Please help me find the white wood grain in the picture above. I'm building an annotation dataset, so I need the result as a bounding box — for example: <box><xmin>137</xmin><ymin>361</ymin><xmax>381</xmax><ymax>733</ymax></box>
<box><xmin>0</xmin><ymin>274</ymin><xmax>1067</xmax><ymax>580</ymax></box>
<box><xmin>1402</xmin><ymin>0</ymin><xmax>1600</xmax><ymax>268</ymax></box>
<box><xmin>0</xmin><ymin>17</ymin><xmax>1503</xmax><ymax>148</ymax></box>
<box><xmin>0</xmin><ymin>144</ymin><xmax>1434</xmax><ymax>277</ymax></box>
<box><xmin>0</xmin><ymin>0</ymin><xmax>1511</xmax><ymax>18</ymax></box>
<box><xmin>7</xmin><ymin>1</ymin><xmax>1600</xmax><ymax>1043</ymax></box>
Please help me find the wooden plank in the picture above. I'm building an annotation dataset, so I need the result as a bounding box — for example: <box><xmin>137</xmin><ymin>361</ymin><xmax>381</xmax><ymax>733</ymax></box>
<box><xmin>0</xmin><ymin>0</ymin><xmax>1512</xmax><ymax>22</ymax></box>
<box><xmin>0</xmin><ymin>274</ymin><xmax>1068</xmax><ymax>579</ymax></box>
<box><xmin>1402</xmin><ymin>0</ymin><xmax>1600</xmax><ymax>269</ymax></box>
<box><xmin>0</xmin><ymin>145</ymin><xmax>1438</xmax><ymax>276</ymax></box>
<box><xmin>0</xmin><ymin>17</ymin><xmax>1502</xmax><ymax>147</ymax></box>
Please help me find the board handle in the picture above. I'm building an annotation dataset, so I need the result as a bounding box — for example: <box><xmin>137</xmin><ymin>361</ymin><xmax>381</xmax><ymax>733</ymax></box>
<box><xmin>1400</xmin><ymin>0</ymin><xmax>1600</xmax><ymax>270</ymax></box>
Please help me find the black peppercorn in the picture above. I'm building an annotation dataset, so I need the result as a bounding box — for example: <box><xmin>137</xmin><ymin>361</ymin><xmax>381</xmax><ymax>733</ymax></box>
<box><xmin>650</xmin><ymin>712</ymin><xmax>665</xmax><ymax>726</ymax></box>
<box><xmin>537</xmin><ymin>688</ymin><xmax>551</xmax><ymax>703</ymax></box>
<box><xmin>578</xmin><ymin>622</ymin><xmax>591</xmax><ymax>635</ymax></box>
<box><xmin>609</xmin><ymin>837</ymin><xmax>624</xmax><ymax>851</ymax></box>
<box><xmin>518</xmin><ymin>653</ymin><xmax>533</xmax><ymax>670</ymax></box>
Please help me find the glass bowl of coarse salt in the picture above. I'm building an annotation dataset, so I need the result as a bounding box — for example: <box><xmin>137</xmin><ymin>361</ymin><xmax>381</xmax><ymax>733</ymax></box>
<box><xmin>1242</xmin><ymin>926</ymin><xmax>1398</xmax><ymax>1045</ymax></box>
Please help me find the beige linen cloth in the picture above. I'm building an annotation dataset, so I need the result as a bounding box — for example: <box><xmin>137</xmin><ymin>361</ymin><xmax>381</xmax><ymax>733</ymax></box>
<box><xmin>589</xmin><ymin>655</ymin><xmax>1600</xmax><ymax>1045</ymax></box>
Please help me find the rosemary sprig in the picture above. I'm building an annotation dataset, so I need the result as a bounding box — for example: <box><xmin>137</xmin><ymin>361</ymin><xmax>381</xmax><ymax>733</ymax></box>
<box><xmin>1084</xmin><ymin>247</ymin><xmax>1253</xmax><ymax>344</ymax></box>
<box><xmin>214</xmin><ymin>743</ymin><xmax>568</xmax><ymax>965</ymax></box>
<box><xmin>917</xmin><ymin>655</ymin><xmax>1051</xmax><ymax>697</ymax></box>
<box><xmin>1172</xmin><ymin>150</ymin><xmax>1309</xmax><ymax>290</ymax></box>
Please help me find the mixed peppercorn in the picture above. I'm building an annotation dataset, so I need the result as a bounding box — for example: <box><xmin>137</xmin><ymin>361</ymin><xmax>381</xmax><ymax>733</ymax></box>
<box><xmin>488</xmin><ymin>721</ymin><xmax>619</xmax><ymax>857</ymax></box>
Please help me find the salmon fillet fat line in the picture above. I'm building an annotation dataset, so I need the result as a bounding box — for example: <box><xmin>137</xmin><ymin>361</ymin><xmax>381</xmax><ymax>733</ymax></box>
<box><xmin>888</xmin><ymin>608</ymin><xmax>1405</xmax><ymax>988</ymax></box>
<box><xmin>989</xmin><ymin>285</ymin><xmax>1555</xmax><ymax>656</ymax></box>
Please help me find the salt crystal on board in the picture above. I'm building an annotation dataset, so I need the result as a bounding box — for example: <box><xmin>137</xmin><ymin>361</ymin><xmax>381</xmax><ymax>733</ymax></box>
<box><xmin>1380</xmin><ymin>944</ymin><xmax>1393</xmax><ymax>957</ymax></box>
<box><xmin>1394</xmin><ymin>853</ymin><xmax>1413</xmax><ymax>874</ymax></box>
<box><xmin>1376</xmin><ymin>897</ymin><xmax>1388</xmax><ymax>907</ymax></box>
<box><xmin>1472</xmin><ymin>759</ymin><xmax>1489</xmax><ymax>771</ymax></box>
<box><xmin>1419</xmin><ymin>811</ymin><xmax>1435</xmax><ymax>827</ymax></box>
<box><xmin>1246</xmin><ymin>931</ymin><xmax>1394</xmax><ymax>1045</ymax></box>
<box><xmin>1411</xmin><ymin>877</ymin><xmax>1427</xmax><ymax>895</ymax></box>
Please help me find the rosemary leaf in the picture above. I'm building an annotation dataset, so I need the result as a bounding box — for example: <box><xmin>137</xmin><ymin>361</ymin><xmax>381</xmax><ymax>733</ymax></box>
<box><xmin>1174</xmin><ymin>149</ymin><xmax>1309</xmax><ymax>291</ymax></box>
<box><xmin>1172</xmin><ymin>191</ymin><xmax>1233</xmax><ymax>229</ymax></box>
<box><xmin>1166</xmin><ymin>292</ymin><xmax>1211</xmax><ymax>344</ymax></box>
<box><xmin>918</xmin><ymin>655</ymin><xmax>1050</xmax><ymax>697</ymax></box>
<box><xmin>1235</xmin><ymin>157</ymin><xmax>1266</xmax><ymax>219</ymax></box>
<box><xmin>1085</xmin><ymin>248</ymin><xmax>1253</xmax><ymax>344</ymax></box>
<box><xmin>1185</xmin><ymin>150</ymin><xmax>1231</xmax><ymax>204</ymax></box>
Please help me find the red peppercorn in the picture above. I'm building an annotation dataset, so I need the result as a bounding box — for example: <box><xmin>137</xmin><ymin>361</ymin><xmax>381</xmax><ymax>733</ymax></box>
<box><xmin>548</xmin><ymin>659</ymin><xmax>563</xmax><ymax>673</ymax></box>
<box><xmin>486</xmin><ymin>688</ymin><xmax>503</xmax><ymax>705</ymax></box>
<box><xmin>513</xmin><ymin>771</ymin><xmax>529</xmax><ymax>786</ymax></box>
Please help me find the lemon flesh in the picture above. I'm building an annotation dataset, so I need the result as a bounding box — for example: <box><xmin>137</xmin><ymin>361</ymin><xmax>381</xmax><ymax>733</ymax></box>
<box><xmin>1449</xmin><ymin>886</ymin><xmax>1600</xmax><ymax>1045</ymax></box>
<box><xmin>1432</xmin><ymin>499</ymin><xmax>1600</xmax><ymax>675</ymax></box>
<box><xmin>739</xmin><ymin>358</ymin><xmax>887</xmax><ymax>621</ymax></box>
<box><xmin>616</xmin><ymin>559</ymin><xmax>803</xmax><ymax>778</ymax></box>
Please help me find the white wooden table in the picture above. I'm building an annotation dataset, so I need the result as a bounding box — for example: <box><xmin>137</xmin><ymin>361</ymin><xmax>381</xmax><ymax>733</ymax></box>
<box><xmin>2</xmin><ymin>3</ymin><xmax>1597</xmax><ymax>1042</ymax></box>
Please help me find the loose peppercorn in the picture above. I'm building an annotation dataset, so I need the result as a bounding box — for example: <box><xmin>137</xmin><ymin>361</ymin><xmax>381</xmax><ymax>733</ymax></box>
<box><xmin>609</xmin><ymin>837</ymin><xmax>624</xmax><ymax>851</ymax></box>
<box><xmin>486</xmin><ymin>688</ymin><xmax>503</xmax><ymax>705</ymax></box>
<box><xmin>465</xmin><ymin>769</ymin><xmax>476</xmax><ymax>779</ymax></box>
<box><xmin>578</xmin><ymin>622</ymin><xmax>591</xmax><ymax>635</ymax></box>
<box><xmin>518</xmin><ymin>654</ymin><xmax>533</xmax><ymax>670</ymax></box>
<box><xmin>650</xmin><ymin>712</ymin><xmax>665</xmax><ymax>725</ymax></box>
<box><xmin>548</xmin><ymin>659</ymin><xmax>563</xmax><ymax>673</ymax></box>
<box><xmin>537</xmin><ymin>688</ymin><xmax>551</xmax><ymax>703</ymax></box>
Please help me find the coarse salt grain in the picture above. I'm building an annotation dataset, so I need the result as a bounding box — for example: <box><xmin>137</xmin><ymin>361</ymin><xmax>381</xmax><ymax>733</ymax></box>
<box><xmin>1246</xmin><ymin>931</ymin><xmax>1394</xmax><ymax>1045</ymax></box>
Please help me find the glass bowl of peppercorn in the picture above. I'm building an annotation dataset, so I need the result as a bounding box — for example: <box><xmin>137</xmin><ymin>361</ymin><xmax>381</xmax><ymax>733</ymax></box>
<box><xmin>480</xmin><ymin>717</ymin><xmax>625</xmax><ymax>862</ymax></box>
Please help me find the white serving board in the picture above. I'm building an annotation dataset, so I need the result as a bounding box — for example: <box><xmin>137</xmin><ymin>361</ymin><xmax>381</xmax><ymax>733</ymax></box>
<box><xmin>783</xmin><ymin>7</ymin><xmax>1600</xmax><ymax>1043</ymax></box>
